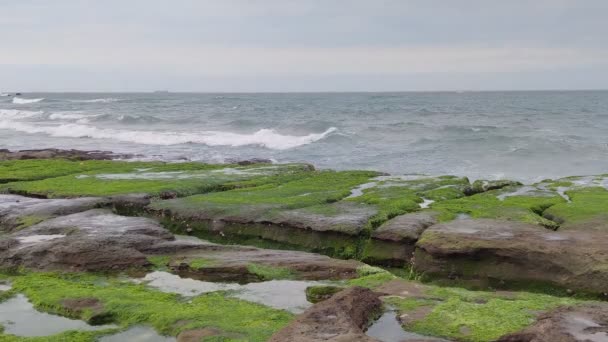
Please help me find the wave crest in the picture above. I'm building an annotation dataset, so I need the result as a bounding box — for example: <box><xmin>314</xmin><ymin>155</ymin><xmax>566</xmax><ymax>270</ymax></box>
<box><xmin>12</xmin><ymin>97</ymin><xmax>44</xmax><ymax>104</ymax></box>
<box><xmin>0</xmin><ymin>121</ymin><xmax>337</xmax><ymax>150</ymax></box>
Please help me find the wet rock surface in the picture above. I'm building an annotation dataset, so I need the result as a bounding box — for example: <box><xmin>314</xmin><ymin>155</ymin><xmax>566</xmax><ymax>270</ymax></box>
<box><xmin>496</xmin><ymin>303</ymin><xmax>608</xmax><ymax>342</ymax></box>
<box><xmin>3</xmin><ymin>155</ymin><xmax>608</xmax><ymax>341</ymax></box>
<box><xmin>266</xmin><ymin>202</ymin><xmax>378</xmax><ymax>236</ymax></box>
<box><xmin>372</xmin><ymin>211</ymin><xmax>439</xmax><ymax>242</ymax></box>
<box><xmin>0</xmin><ymin>198</ymin><xmax>363</xmax><ymax>277</ymax></box>
<box><xmin>414</xmin><ymin>219</ymin><xmax>608</xmax><ymax>294</ymax></box>
<box><xmin>269</xmin><ymin>286</ymin><xmax>382</xmax><ymax>342</ymax></box>
<box><xmin>0</xmin><ymin>194</ymin><xmax>108</xmax><ymax>232</ymax></box>
<box><xmin>0</xmin><ymin>148</ymin><xmax>132</xmax><ymax>161</ymax></box>
<box><xmin>0</xmin><ymin>209</ymin><xmax>176</xmax><ymax>271</ymax></box>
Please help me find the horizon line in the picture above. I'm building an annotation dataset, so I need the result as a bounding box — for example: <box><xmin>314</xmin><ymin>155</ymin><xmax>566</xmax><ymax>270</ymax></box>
<box><xmin>5</xmin><ymin>88</ymin><xmax>608</xmax><ymax>94</ymax></box>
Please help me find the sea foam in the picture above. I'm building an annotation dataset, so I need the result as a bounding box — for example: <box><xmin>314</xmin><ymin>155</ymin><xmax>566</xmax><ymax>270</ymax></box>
<box><xmin>0</xmin><ymin>121</ymin><xmax>337</xmax><ymax>150</ymax></box>
<box><xmin>12</xmin><ymin>97</ymin><xmax>44</xmax><ymax>104</ymax></box>
<box><xmin>48</xmin><ymin>112</ymin><xmax>96</xmax><ymax>121</ymax></box>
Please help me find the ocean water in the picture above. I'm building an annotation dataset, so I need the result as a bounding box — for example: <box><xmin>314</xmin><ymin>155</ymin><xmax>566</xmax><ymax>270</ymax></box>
<box><xmin>1</xmin><ymin>91</ymin><xmax>607</xmax><ymax>183</ymax></box>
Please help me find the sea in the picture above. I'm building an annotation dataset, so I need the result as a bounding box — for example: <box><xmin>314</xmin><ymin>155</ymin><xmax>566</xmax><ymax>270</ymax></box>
<box><xmin>1</xmin><ymin>91</ymin><xmax>607</xmax><ymax>183</ymax></box>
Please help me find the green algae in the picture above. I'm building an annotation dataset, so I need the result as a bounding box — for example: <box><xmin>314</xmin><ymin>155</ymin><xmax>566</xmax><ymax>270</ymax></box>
<box><xmin>348</xmin><ymin>273</ymin><xmax>397</xmax><ymax>288</ymax></box>
<box><xmin>347</xmin><ymin>175</ymin><xmax>470</xmax><ymax>230</ymax></box>
<box><xmin>246</xmin><ymin>264</ymin><xmax>294</xmax><ymax>281</ymax></box>
<box><xmin>4</xmin><ymin>272</ymin><xmax>292</xmax><ymax>341</ymax></box>
<box><xmin>2</xmin><ymin>162</ymin><xmax>310</xmax><ymax>198</ymax></box>
<box><xmin>305</xmin><ymin>285</ymin><xmax>344</xmax><ymax>303</ymax></box>
<box><xmin>405</xmin><ymin>289</ymin><xmax>580</xmax><ymax>342</ymax></box>
<box><xmin>189</xmin><ymin>258</ymin><xmax>216</xmax><ymax>270</ymax></box>
<box><xmin>354</xmin><ymin>270</ymin><xmax>588</xmax><ymax>342</ymax></box>
<box><xmin>13</xmin><ymin>216</ymin><xmax>46</xmax><ymax>231</ymax></box>
<box><xmin>0</xmin><ymin>330</ymin><xmax>116</xmax><ymax>342</ymax></box>
<box><xmin>146</xmin><ymin>256</ymin><xmax>171</xmax><ymax>271</ymax></box>
<box><xmin>162</xmin><ymin>170</ymin><xmax>378</xmax><ymax>211</ymax></box>
<box><xmin>467</xmin><ymin>179</ymin><xmax>522</xmax><ymax>195</ymax></box>
<box><xmin>543</xmin><ymin>187</ymin><xmax>608</xmax><ymax>229</ymax></box>
<box><xmin>430</xmin><ymin>191</ymin><xmax>564</xmax><ymax>228</ymax></box>
<box><xmin>0</xmin><ymin>160</ymin><xmax>136</xmax><ymax>184</ymax></box>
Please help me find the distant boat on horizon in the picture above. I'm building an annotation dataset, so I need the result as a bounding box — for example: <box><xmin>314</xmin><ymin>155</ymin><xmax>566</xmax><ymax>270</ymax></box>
<box><xmin>153</xmin><ymin>90</ymin><xmax>170</xmax><ymax>94</ymax></box>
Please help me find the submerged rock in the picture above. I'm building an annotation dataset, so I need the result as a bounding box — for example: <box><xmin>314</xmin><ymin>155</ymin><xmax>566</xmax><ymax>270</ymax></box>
<box><xmin>269</xmin><ymin>286</ymin><xmax>382</xmax><ymax>342</ymax></box>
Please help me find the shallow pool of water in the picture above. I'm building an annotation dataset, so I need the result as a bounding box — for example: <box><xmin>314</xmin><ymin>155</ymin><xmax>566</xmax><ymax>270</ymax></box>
<box><xmin>0</xmin><ymin>294</ymin><xmax>115</xmax><ymax>337</ymax></box>
<box><xmin>141</xmin><ymin>271</ymin><xmax>322</xmax><ymax>313</ymax></box>
<box><xmin>366</xmin><ymin>310</ymin><xmax>447</xmax><ymax>342</ymax></box>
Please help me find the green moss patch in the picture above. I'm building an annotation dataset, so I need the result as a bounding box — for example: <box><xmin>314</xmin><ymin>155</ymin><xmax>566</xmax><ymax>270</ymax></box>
<box><xmin>2</xmin><ymin>163</ymin><xmax>310</xmax><ymax>198</ymax></box>
<box><xmin>246</xmin><ymin>264</ymin><xmax>294</xmax><ymax>281</ymax></box>
<box><xmin>346</xmin><ymin>175</ymin><xmax>470</xmax><ymax>230</ymax></box>
<box><xmin>405</xmin><ymin>288</ymin><xmax>580</xmax><ymax>342</ymax></box>
<box><xmin>543</xmin><ymin>187</ymin><xmax>608</xmax><ymax>229</ymax></box>
<box><xmin>0</xmin><ymin>159</ymin><xmax>135</xmax><ymax>184</ymax></box>
<box><xmin>305</xmin><ymin>285</ymin><xmax>344</xmax><ymax>303</ymax></box>
<box><xmin>431</xmin><ymin>190</ymin><xmax>564</xmax><ymax>228</ymax></box>
<box><xmin>5</xmin><ymin>272</ymin><xmax>292</xmax><ymax>341</ymax></box>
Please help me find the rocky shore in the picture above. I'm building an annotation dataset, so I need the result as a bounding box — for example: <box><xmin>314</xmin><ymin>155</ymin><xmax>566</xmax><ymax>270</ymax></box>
<box><xmin>0</xmin><ymin>149</ymin><xmax>607</xmax><ymax>341</ymax></box>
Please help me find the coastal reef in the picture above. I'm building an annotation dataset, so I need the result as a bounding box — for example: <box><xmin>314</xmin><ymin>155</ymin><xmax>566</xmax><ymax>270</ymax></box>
<box><xmin>0</xmin><ymin>149</ymin><xmax>607</xmax><ymax>341</ymax></box>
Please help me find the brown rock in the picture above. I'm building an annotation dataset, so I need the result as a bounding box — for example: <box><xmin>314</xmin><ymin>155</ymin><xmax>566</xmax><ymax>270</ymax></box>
<box><xmin>61</xmin><ymin>297</ymin><xmax>113</xmax><ymax>324</ymax></box>
<box><xmin>269</xmin><ymin>287</ymin><xmax>382</xmax><ymax>342</ymax></box>
<box><xmin>414</xmin><ymin>219</ymin><xmax>608</xmax><ymax>294</ymax></box>
<box><xmin>372</xmin><ymin>212</ymin><xmax>439</xmax><ymax>242</ymax></box>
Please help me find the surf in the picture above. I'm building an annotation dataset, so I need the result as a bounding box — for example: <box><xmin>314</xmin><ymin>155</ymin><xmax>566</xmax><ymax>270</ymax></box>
<box><xmin>0</xmin><ymin>121</ymin><xmax>338</xmax><ymax>150</ymax></box>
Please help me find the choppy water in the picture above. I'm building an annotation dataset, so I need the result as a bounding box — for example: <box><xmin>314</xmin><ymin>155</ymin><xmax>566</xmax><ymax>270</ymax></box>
<box><xmin>1</xmin><ymin>91</ymin><xmax>607</xmax><ymax>182</ymax></box>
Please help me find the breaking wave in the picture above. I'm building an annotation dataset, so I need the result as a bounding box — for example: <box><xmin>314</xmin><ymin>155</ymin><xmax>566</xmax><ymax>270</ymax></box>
<box><xmin>48</xmin><ymin>112</ymin><xmax>97</xmax><ymax>121</ymax></box>
<box><xmin>0</xmin><ymin>120</ymin><xmax>337</xmax><ymax>150</ymax></box>
<box><xmin>12</xmin><ymin>97</ymin><xmax>44</xmax><ymax>104</ymax></box>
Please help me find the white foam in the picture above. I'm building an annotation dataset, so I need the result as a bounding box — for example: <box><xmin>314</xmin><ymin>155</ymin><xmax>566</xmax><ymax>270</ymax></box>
<box><xmin>12</xmin><ymin>97</ymin><xmax>44</xmax><ymax>104</ymax></box>
<box><xmin>48</xmin><ymin>112</ymin><xmax>97</xmax><ymax>121</ymax></box>
<box><xmin>68</xmin><ymin>98</ymin><xmax>121</xmax><ymax>103</ymax></box>
<box><xmin>0</xmin><ymin>121</ymin><xmax>337</xmax><ymax>150</ymax></box>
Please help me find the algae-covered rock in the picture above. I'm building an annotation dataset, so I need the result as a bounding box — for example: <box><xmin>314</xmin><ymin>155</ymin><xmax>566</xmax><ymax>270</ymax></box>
<box><xmin>466</xmin><ymin>179</ymin><xmax>522</xmax><ymax>195</ymax></box>
<box><xmin>0</xmin><ymin>209</ymin><xmax>177</xmax><ymax>271</ymax></box>
<box><xmin>414</xmin><ymin>218</ymin><xmax>608</xmax><ymax>294</ymax></box>
<box><xmin>2</xmin><ymin>161</ymin><xmax>313</xmax><ymax>198</ymax></box>
<box><xmin>378</xmin><ymin>278</ymin><xmax>586</xmax><ymax>342</ymax></box>
<box><xmin>496</xmin><ymin>303</ymin><xmax>608</xmax><ymax>342</ymax></box>
<box><xmin>305</xmin><ymin>285</ymin><xmax>345</xmax><ymax>303</ymax></box>
<box><xmin>0</xmin><ymin>194</ymin><xmax>108</xmax><ymax>232</ymax></box>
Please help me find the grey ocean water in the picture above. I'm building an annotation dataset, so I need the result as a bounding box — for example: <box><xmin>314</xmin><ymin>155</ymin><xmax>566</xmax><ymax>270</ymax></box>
<box><xmin>1</xmin><ymin>91</ymin><xmax>607</xmax><ymax>183</ymax></box>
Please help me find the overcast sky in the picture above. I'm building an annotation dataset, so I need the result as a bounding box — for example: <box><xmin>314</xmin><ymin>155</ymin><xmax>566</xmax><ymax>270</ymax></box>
<box><xmin>1</xmin><ymin>0</ymin><xmax>608</xmax><ymax>92</ymax></box>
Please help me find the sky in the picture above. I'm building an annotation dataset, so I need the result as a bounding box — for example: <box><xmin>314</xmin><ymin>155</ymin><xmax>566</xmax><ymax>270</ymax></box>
<box><xmin>1</xmin><ymin>0</ymin><xmax>608</xmax><ymax>92</ymax></box>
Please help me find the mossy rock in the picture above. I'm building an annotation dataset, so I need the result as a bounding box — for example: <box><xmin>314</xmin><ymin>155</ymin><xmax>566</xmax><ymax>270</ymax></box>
<box><xmin>305</xmin><ymin>285</ymin><xmax>344</xmax><ymax>303</ymax></box>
